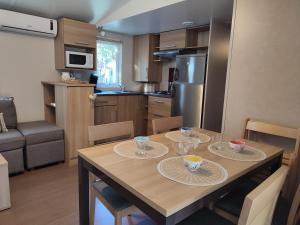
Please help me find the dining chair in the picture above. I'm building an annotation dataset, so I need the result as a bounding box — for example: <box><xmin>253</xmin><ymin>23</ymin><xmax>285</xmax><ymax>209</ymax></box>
<box><xmin>88</xmin><ymin>121</ymin><xmax>137</xmax><ymax>225</ymax></box>
<box><xmin>152</xmin><ymin>116</ymin><xmax>183</xmax><ymax>134</ymax></box>
<box><xmin>177</xmin><ymin>165</ymin><xmax>288</xmax><ymax>225</ymax></box>
<box><xmin>212</xmin><ymin>119</ymin><xmax>300</xmax><ymax>224</ymax></box>
<box><xmin>287</xmin><ymin>184</ymin><xmax>300</xmax><ymax>225</ymax></box>
<box><xmin>243</xmin><ymin>118</ymin><xmax>300</xmax><ymax>166</ymax></box>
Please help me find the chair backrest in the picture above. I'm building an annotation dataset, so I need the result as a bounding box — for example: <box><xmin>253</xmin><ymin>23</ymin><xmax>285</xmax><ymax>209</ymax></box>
<box><xmin>287</xmin><ymin>184</ymin><xmax>300</xmax><ymax>225</ymax></box>
<box><xmin>243</xmin><ymin>118</ymin><xmax>300</xmax><ymax>165</ymax></box>
<box><xmin>238</xmin><ymin>166</ymin><xmax>289</xmax><ymax>225</ymax></box>
<box><xmin>88</xmin><ymin>121</ymin><xmax>134</xmax><ymax>146</ymax></box>
<box><xmin>152</xmin><ymin>116</ymin><xmax>183</xmax><ymax>134</ymax></box>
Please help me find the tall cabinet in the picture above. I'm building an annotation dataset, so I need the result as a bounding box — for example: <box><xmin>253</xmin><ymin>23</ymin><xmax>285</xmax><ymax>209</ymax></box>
<box><xmin>133</xmin><ymin>34</ymin><xmax>162</xmax><ymax>82</ymax></box>
<box><xmin>42</xmin><ymin>82</ymin><xmax>95</xmax><ymax>165</ymax></box>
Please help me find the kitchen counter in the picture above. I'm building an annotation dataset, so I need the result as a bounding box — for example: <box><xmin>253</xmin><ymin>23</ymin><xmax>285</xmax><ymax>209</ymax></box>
<box><xmin>95</xmin><ymin>91</ymin><xmax>171</xmax><ymax>98</ymax></box>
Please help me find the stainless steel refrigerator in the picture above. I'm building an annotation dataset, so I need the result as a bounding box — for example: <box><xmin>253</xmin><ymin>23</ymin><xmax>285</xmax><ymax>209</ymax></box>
<box><xmin>171</xmin><ymin>53</ymin><xmax>207</xmax><ymax>128</ymax></box>
<box><xmin>171</xmin><ymin>52</ymin><xmax>227</xmax><ymax>132</ymax></box>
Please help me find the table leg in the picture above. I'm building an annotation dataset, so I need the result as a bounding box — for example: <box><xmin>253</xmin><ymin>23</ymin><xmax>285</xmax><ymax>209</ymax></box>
<box><xmin>78</xmin><ymin>157</ymin><xmax>90</xmax><ymax>225</ymax></box>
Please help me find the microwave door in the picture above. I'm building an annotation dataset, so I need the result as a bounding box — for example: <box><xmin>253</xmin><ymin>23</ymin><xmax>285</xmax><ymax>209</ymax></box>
<box><xmin>69</xmin><ymin>54</ymin><xmax>87</xmax><ymax>67</ymax></box>
<box><xmin>65</xmin><ymin>51</ymin><xmax>93</xmax><ymax>69</ymax></box>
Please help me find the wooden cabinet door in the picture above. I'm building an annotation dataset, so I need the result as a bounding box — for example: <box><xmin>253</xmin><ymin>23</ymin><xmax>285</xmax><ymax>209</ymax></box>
<box><xmin>63</xmin><ymin>18</ymin><xmax>97</xmax><ymax>48</ymax></box>
<box><xmin>160</xmin><ymin>29</ymin><xmax>187</xmax><ymax>50</ymax></box>
<box><xmin>117</xmin><ymin>96</ymin><xmax>147</xmax><ymax>136</ymax></box>
<box><xmin>94</xmin><ymin>106</ymin><xmax>117</xmax><ymax>125</ymax></box>
<box><xmin>133</xmin><ymin>35</ymin><xmax>150</xmax><ymax>82</ymax></box>
<box><xmin>55</xmin><ymin>86</ymin><xmax>94</xmax><ymax>161</ymax></box>
<box><xmin>147</xmin><ymin>96</ymin><xmax>171</xmax><ymax>135</ymax></box>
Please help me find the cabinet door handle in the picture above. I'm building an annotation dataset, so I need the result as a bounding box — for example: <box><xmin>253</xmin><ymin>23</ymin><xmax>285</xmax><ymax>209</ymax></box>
<box><xmin>154</xmin><ymin>100</ymin><xmax>164</xmax><ymax>104</ymax></box>
<box><xmin>162</xmin><ymin>44</ymin><xmax>177</xmax><ymax>49</ymax></box>
<box><xmin>75</xmin><ymin>42</ymin><xmax>89</xmax><ymax>46</ymax></box>
<box><xmin>153</xmin><ymin>113</ymin><xmax>164</xmax><ymax>118</ymax></box>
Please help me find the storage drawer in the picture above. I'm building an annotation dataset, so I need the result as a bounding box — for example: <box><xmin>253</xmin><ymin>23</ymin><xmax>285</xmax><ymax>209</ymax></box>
<box><xmin>147</xmin><ymin>96</ymin><xmax>171</xmax><ymax>135</ymax></box>
<box><xmin>95</xmin><ymin>96</ymin><xmax>118</xmax><ymax>106</ymax></box>
<box><xmin>63</xmin><ymin>18</ymin><xmax>97</xmax><ymax>48</ymax></box>
<box><xmin>160</xmin><ymin>29</ymin><xmax>186</xmax><ymax>50</ymax></box>
<box><xmin>148</xmin><ymin>96</ymin><xmax>171</xmax><ymax>116</ymax></box>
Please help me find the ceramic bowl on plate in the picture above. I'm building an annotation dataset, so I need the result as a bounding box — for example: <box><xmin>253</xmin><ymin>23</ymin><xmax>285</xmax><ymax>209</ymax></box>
<box><xmin>134</xmin><ymin>136</ymin><xmax>149</xmax><ymax>150</ymax></box>
<box><xmin>180</xmin><ymin>127</ymin><xmax>193</xmax><ymax>137</ymax></box>
<box><xmin>183</xmin><ymin>155</ymin><xmax>204</xmax><ymax>171</ymax></box>
<box><xmin>229</xmin><ymin>140</ymin><xmax>246</xmax><ymax>152</ymax></box>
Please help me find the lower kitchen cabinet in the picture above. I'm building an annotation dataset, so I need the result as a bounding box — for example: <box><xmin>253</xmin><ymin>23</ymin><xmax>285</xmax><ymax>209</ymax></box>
<box><xmin>95</xmin><ymin>95</ymin><xmax>147</xmax><ymax>136</ymax></box>
<box><xmin>94</xmin><ymin>105</ymin><xmax>117</xmax><ymax>125</ymax></box>
<box><xmin>147</xmin><ymin>96</ymin><xmax>171</xmax><ymax>135</ymax></box>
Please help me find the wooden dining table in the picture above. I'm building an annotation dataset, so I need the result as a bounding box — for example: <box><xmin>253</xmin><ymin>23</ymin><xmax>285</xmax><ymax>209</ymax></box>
<box><xmin>78</xmin><ymin>129</ymin><xmax>283</xmax><ymax>225</ymax></box>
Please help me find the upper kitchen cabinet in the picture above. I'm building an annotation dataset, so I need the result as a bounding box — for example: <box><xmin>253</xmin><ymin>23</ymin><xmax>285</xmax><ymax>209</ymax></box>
<box><xmin>133</xmin><ymin>34</ymin><xmax>162</xmax><ymax>82</ymax></box>
<box><xmin>62</xmin><ymin>18</ymin><xmax>97</xmax><ymax>48</ymax></box>
<box><xmin>54</xmin><ymin>18</ymin><xmax>97</xmax><ymax>71</ymax></box>
<box><xmin>159</xmin><ymin>29</ymin><xmax>198</xmax><ymax>50</ymax></box>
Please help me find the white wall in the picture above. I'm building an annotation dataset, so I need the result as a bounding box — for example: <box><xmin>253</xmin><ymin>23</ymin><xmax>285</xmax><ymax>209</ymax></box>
<box><xmin>0</xmin><ymin>32</ymin><xmax>60</xmax><ymax>122</ymax></box>
<box><xmin>223</xmin><ymin>0</ymin><xmax>300</xmax><ymax>137</ymax></box>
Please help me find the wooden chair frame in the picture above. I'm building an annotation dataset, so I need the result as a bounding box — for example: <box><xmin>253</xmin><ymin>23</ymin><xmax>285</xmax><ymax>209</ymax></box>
<box><xmin>243</xmin><ymin>118</ymin><xmax>300</xmax><ymax>166</ymax></box>
<box><xmin>88</xmin><ymin>121</ymin><xmax>136</xmax><ymax>225</ymax></box>
<box><xmin>238</xmin><ymin>166</ymin><xmax>288</xmax><ymax>225</ymax></box>
<box><xmin>287</xmin><ymin>184</ymin><xmax>300</xmax><ymax>225</ymax></box>
<box><xmin>152</xmin><ymin>116</ymin><xmax>183</xmax><ymax>134</ymax></box>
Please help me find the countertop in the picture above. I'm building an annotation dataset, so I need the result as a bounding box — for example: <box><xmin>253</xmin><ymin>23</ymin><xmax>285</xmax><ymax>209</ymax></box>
<box><xmin>95</xmin><ymin>91</ymin><xmax>171</xmax><ymax>98</ymax></box>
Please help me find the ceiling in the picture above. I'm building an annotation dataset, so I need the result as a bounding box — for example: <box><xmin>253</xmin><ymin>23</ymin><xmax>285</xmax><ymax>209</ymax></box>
<box><xmin>0</xmin><ymin>0</ymin><xmax>233</xmax><ymax>35</ymax></box>
<box><xmin>0</xmin><ymin>0</ymin><xmax>131</xmax><ymax>23</ymax></box>
<box><xmin>102</xmin><ymin>0</ymin><xmax>234</xmax><ymax>35</ymax></box>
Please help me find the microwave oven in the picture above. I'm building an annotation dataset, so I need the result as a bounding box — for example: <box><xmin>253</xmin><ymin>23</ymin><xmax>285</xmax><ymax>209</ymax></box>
<box><xmin>65</xmin><ymin>51</ymin><xmax>93</xmax><ymax>69</ymax></box>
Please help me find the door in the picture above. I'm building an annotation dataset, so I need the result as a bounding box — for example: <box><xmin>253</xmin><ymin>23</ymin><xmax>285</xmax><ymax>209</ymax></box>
<box><xmin>171</xmin><ymin>54</ymin><xmax>207</xmax><ymax>128</ymax></box>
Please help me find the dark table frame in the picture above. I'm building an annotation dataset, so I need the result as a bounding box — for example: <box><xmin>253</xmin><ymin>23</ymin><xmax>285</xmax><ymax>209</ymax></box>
<box><xmin>78</xmin><ymin>154</ymin><xmax>282</xmax><ymax>225</ymax></box>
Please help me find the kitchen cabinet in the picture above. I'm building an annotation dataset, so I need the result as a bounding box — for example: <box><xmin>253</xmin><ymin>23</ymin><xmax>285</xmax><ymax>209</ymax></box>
<box><xmin>94</xmin><ymin>96</ymin><xmax>118</xmax><ymax>125</ymax></box>
<box><xmin>95</xmin><ymin>95</ymin><xmax>147</xmax><ymax>136</ymax></box>
<box><xmin>54</xmin><ymin>18</ymin><xmax>97</xmax><ymax>70</ymax></box>
<box><xmin>133</xmin><ymin>34</ymin><xmax>162</xmax><ymax>82</ymax></box>
<box><xmin>42</xmin><ymin>82</ymin><xmax>95</xmax><ymax>165</ymax></box>
<box><xmin>147</xmin><ymin>96</ymin><xmax>171</xmax><ymax>135</ymax></box>
<box><xmin>159</xmin><ymin>29</ymin><xmax>198</xmax><ymax>50</ymax></box>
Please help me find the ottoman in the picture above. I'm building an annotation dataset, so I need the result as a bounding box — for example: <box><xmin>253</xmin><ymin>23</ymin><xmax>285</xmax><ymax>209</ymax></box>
<box><xmin>17</xmin><ymin>121</ymin><xmax>65</xmax><ymax>169</ymax></box>
<box><xmin>0</xmin><ymin>154</ymin><xmax>11</xmax><ymax>211</ymax></box>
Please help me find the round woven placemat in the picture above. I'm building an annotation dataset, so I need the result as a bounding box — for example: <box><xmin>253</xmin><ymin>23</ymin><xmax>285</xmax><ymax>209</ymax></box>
<box><xmin>165</xmin><ymin>130</ymin><xmax>211</xmax><ymax>145</ymax></box>
<box><xmin>157</xmin><ymin>156</ymin><xmax>228</xmax><ymax>186</ymax></box>
<box><xmin>113</xmin><ymin>140</ymin><xmax>169</xmax><ymax>159</ymax></box>
<box><xmin>208</xmin><ymin>142</ymin><xmax>267</xmax><ymax>162</ymax></box>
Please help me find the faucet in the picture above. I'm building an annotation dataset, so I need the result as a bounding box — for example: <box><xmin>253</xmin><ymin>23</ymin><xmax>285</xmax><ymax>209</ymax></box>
<box><xmin>119</xmin><ymin>84</ymin><xmax>125</xmax><ymax>92</ymax></box>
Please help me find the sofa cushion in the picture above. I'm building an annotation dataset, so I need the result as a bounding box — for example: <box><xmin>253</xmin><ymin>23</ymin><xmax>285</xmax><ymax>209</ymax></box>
<box><xmin>0</xmin><ymin>97</ymin><xmax>17</xmax><ymax>129</ymax></box>
<box><xmin>17</xmin><ymin>121</ymin><xmax>64</xmax><ymax>145</ymax></box>
<box><xmin>0</xmin><ymin>129</ymin><xmax>25</xmax><ymax>152</ymax></box>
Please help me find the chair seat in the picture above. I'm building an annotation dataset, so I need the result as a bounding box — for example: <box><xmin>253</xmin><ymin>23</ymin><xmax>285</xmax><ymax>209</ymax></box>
<box><xmin>0</xmin><ymin>129</ymin><xmax>25</xmax><ymax>152</ymax></box>
<box><xmin>215</xmin><ymin>180</ymin><xmax>258</xmax><ymax>217</ymax></box>
<box><xmin>178</xmin><ymin>208</ymin><xmax>235</xmax><ymax>225</ymax></box>
<box><xmin>93</xmin><ymin>180</ymin><xmax>133</xmax><ymax>211</ymax></box>
<box><xmin>17</xmin><ymin>121</ymin><xmax>64</xmax><ymax>145</ymax></box>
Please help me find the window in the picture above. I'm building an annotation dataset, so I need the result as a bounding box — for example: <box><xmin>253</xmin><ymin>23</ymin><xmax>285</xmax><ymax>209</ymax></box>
<box><xmin>95</xmin><ymin>40</ymin><xmax>122</xmax><ymax>87</ymax></box>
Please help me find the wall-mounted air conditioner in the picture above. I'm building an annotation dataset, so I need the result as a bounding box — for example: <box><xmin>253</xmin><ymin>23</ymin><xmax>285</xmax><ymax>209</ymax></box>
<box><xmin>0</xmin><ymin>9</ymin><xmax>57</xmax><ymax>38</ymax></box>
